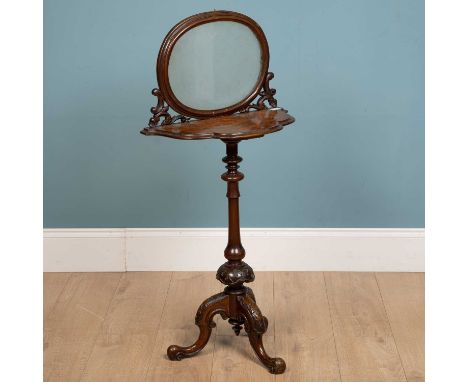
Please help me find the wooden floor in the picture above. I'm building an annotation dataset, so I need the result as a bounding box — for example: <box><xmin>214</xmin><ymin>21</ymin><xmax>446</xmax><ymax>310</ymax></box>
<box><xmin>44</xmin><ymin>272</ymin><xmax>424</xmax><ymax>381</ymax></box>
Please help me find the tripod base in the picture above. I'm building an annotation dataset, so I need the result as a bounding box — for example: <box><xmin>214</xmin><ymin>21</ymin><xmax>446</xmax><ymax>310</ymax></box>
<box><xmin>167</xmin><ymin>142</ymin><xmax>286</xmax><ymax>374</ymax></box>
<box><xmin>166</xmin><ymin>286</ymin><xmax>286</xmax><ymax>374</ymax></box>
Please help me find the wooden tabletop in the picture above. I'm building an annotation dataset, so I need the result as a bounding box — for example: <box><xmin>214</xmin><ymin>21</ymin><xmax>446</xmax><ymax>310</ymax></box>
<box><xmin>141</xmin><ymin>108</ymin><xmax>295</xmax><ymax>141</ymax></box>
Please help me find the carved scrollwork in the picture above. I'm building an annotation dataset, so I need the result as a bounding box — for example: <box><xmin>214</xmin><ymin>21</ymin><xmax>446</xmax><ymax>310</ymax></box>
<box><xmin>194</xmin><ymin>292</ymin><xmax>227</xmax><ymax>326</ymax></box>
<box><xmin>238</xmin><ymin>295</ymin><xmax>268</xmax><ymax>334</ymax></box>
<box><xmin>245</xmin><ymin>286</ymin><xmax>256</xmax><ymax>302</ymax></box>
<box><xmin>216</xmin><ymin>261</ymin><xmax>255</xmax><ymax>286</ymax></box>
<box><xmin>147</xmin><ymin>71</ymin><xmax>278</xmax><ymax>129</ymax></box>
<box><xmin>242</xmin><ymin>72</ymin><xmax>278</xmax><ymax>112</ymax></box>
<box><xmin>148</xmin><ymin>88</ymin><xmax>190</xmax><ymax>128</ymax></box>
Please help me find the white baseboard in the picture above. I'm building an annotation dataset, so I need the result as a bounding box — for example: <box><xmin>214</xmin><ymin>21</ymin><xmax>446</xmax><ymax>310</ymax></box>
<box><xmin>43</xmin><ymin>228</ymin><xmax>424</xmax><ymax>272</ymax></box>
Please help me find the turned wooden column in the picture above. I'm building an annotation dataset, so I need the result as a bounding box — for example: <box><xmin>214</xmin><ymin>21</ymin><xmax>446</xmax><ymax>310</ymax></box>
<box><xmin>216</xmin><ymin>140</ymin><xmax>255</xmax><ymax>291</ymax></box>
<box><xmin>223</xmin><ymin>141</ymin><xmax>245</xmax><ymax>262</ymax></box>
<box><xmin>166</xmin><ymin>140</ymin><xmax>286</xmax><ymax>374</ymax></box>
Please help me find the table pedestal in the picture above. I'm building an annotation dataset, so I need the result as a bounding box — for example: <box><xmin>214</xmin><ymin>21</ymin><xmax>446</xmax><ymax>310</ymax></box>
<box><xmin>166</xmin><ymin>140</ymin><xmax>286</xmax><ymax>374</ymax></box>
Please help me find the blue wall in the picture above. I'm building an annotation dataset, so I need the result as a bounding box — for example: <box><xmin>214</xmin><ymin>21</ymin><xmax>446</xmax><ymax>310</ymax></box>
<box><xmin>44</xmin><ymin>0</ymin><xmax>424</xmax><ymax>228</ymax></box>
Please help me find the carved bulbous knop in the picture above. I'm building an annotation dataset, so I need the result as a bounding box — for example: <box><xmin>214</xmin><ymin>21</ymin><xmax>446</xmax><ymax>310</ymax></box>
<box><xmin>216</xmin><ymin>261</ymin><xmax>255</xmax><ymax>286</ymax></box>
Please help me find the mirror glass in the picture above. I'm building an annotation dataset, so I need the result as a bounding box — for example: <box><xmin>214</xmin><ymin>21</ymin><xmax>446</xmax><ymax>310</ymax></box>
<box><xmin>168</xmin><ymin>21</ymin><xmax>262</xmax><ymax>111</ymax></box>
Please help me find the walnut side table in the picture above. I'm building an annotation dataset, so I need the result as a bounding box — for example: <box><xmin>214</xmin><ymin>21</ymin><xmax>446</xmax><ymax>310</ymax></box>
<box><xmin>141</xmin><ymin>11</ymin><xmax>295</xmax><ymax>374</ymax></box>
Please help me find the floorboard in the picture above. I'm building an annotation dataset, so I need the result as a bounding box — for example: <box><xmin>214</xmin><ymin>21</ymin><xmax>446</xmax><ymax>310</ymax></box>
<box><xmin>43</xmin><ymin>271</ymin><xmax>424</xmax><ymax>381</ymax></box>
<box><xmin>44</xmin><ymin>273</ymin><xmax>122</xmax><ymax>382</ymax></box>
<box><xmin>82</xmin><ymin>272</ymin><xmax>172</xmax><ymax>381</ymax></box>
<box><xmin>275</xmin><ymin>272</ymin><xmax>341</xmax><ymax>382</ymax></box>
<box><xmin>43</xmin><ymin>273</ymin><xmax>71</xmax><ymax>319</ymax></box>
<box><xmin>324</xmin><ymin>272</ymin><xmax>407</xmax><ymax>382</ymax></box>
<box><xmin>144</xmin><ymin>272</ymin><xmax>219</xmax><ymax>382</ymax></box>
<box><xmin>376</xmin><ymin>273</ymin><xmax>425</xmax><ymax>382</ymax></box>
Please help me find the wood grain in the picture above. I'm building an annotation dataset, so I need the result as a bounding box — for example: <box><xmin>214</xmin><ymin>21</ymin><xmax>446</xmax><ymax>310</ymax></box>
<box><xmin>275</xmin><ymin>272</ymin><xmax>341</xmax><ymax>382</ymax></box>
<box><xmin>144</xmin><ymin>272</ymin><xmax>220</xmax><ymax>382</ymax></box>
<box><xmin>325</xmin><ymin>272</ymin><xmax>406</xmax><ymax>382</ymax></box>
<box><xmin>43</xmin><ymin>273</ymin><xmax>71</xmax><ymax>319</ymax></box>
<box><xmin>44</xmin><ymin>273</ymin><xmax>122</xmax><ymax>382</ymax></box>
<box><xmin>142</xmin><ymin>108</ymin><xmax>294</xmax><ymax>141</ymax></box>
<box><xmin>212</xmin><ymin>335</ymin><xmax>275</xmax><ymax>381</ymax></box>
<box><xmin>376</xmin><ymin>273</ymin><xmax>425</xmax><ymax>382</ymax></box>
<box><xmin>81</xmin><ymin>272</ymin><xmax>172</xmax><ymax>381</ymax></box>
<box><xmin>43</xmin><ymin>272</ymin><xmax>424</xmax><ymax>381</ymax></box>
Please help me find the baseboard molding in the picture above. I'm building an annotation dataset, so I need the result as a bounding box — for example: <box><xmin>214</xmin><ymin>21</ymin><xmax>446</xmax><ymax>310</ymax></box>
<box><xmin>43</xmin><ymin>228</ymin><xmax>424</xmax><ymax>272</ymax></box>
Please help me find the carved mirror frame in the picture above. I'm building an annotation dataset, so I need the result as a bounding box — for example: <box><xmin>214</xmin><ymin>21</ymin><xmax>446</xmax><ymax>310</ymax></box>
<box><xmin>148</xmin><ymin>10</ymin><xmax>278</xmax><ymax>127</ymax></box>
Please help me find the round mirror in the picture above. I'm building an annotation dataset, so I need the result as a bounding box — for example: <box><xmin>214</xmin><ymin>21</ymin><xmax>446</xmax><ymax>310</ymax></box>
<box><xmin>157</xmin><ymin>11</ymin><xmax>269</xmax><ymax>118</ymax></box>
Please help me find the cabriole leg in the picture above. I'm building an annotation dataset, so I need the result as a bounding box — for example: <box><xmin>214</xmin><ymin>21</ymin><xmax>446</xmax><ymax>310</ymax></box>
<box><xmin>167</xmin><ymin>292</ymin><xmax>228</xmax><ymax>360</ymax></box>
<box><xmin>238</xmin><ymin>294</ymin><xmax>286</xmax><ymax>374</ymax></box>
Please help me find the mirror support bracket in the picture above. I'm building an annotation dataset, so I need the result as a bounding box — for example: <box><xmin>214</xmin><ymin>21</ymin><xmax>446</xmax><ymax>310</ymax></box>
<box><xmin>148</xmin><ymin>71</ymin><xmax>278</xmax><ymax>128</ymax></box>
<box><xmin>148</xmin><ymin>88</ymin><xmax>191</xmax><ymax>128</ymax></box>
<box><xmin>241</xmin><ymin>72</ymin><xmax>277</xmax><ymax>112</ymax></box>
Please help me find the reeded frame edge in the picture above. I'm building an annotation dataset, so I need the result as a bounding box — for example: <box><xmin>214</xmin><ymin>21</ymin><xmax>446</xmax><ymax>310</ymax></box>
<box><xmin>156</xmin><ymin>10</ymin><xmax>270</xmax><ymax>119</ymax></box>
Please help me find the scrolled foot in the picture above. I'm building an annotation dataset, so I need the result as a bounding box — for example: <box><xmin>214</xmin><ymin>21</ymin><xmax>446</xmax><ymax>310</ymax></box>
<box><xmin>267</xmin><ymin>357</ymin><xmax>286</xmax><ymax>374</ymax></box>
<box><xmin>238</xmin><ymin>294</ymin><xmax>287</xmax><ymax>374</ymax></box>
<box><xmin>166</xmin><ymin>332</ymin><xmax>209</xmax><ymax>361</ymax></box>
<box><xmin>246</xmin><ymin>331</ymin><xmax>287</xmax><ymax>374</ymax></box>
<box><xmin>167</xmin><ymin>345</ymin><xmax>188</xmax><ymax>361</ymax></box>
